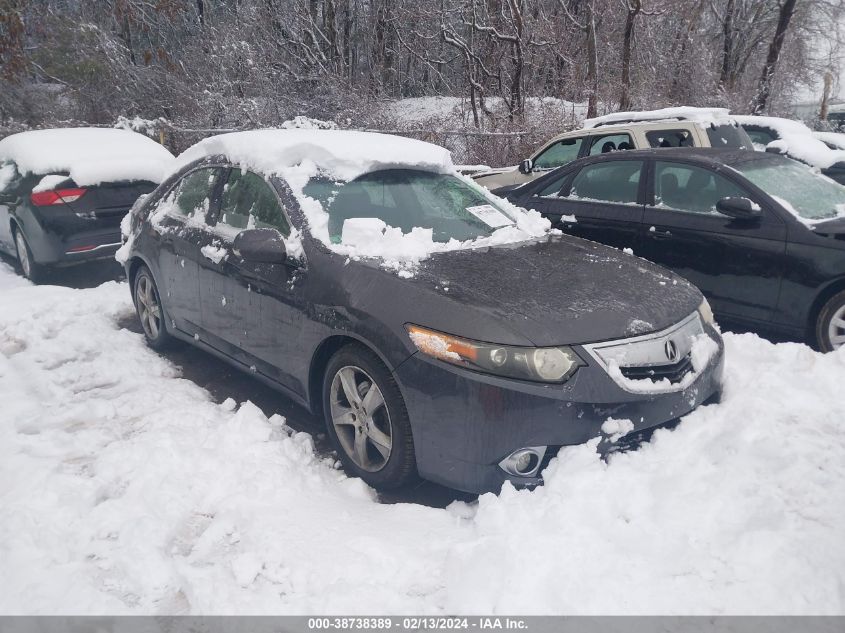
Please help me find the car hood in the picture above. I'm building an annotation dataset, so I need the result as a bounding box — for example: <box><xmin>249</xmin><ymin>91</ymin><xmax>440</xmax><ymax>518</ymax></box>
<box><xmin>472</xmin><ymin>165</ymin><xmax>517</xmax><ymax>179</ymax></box>
<box><xmin>384</xmin><ymin>235</ymin><xmax>703</xmax><ymax>347</ymax></box>
<box><xmin>811</xmin><ymin>216</ymin><xmax>845</xmax><ymax>238</ymax></box>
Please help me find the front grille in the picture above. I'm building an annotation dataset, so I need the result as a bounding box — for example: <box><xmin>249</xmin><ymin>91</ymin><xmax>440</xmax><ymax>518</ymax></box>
<box><xmin>619</xmin><ymin>353</ymin><xmax>693</xmax><ymax>384</ymax></box>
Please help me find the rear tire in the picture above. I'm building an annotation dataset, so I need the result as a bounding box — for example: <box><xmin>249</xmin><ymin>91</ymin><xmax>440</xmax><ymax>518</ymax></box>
<box><xmin>133</xmin><ymin>265</ymin><xmax>173</xmax><ymax>350</ymax></box>
<box><xmin>816</xmin><ymin>290</ymin><xmax>845</xmax><ymax>352</ymax></box>
<box><xmin>322</xmin><ymin>344</ymin><xmax>418</xmax><ymax>490</ymax></box>
<box><xmin>13</xmin><ymin>227</ymin><xmax>44</xmax><ymax>283</ymax></box>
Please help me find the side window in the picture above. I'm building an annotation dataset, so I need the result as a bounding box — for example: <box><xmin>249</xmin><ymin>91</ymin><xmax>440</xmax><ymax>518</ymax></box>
<box><xmin>744</xmin><ymin>127</ymin><xmax>777</xmax><ymax>147</ymax></box>
<box><xmin>533</xmin><ymin>137</ymin><xmax>584</xmax><ymax>170</ymax></box>
<box><xmin>534</xmin><ymin>173</ymin><xmax>569</xmax><ymax>197</ymax></box>
<box><xmin>646</xmin><ymin>129</ymin><xmax>695</xmax><ymax>148</ymax></box>
<box><xmin>216</xmin><ymin>169</ymin><xmax>290</xmax><ymax>238</ymax></box>
<box><xmin>566</xmin><ymin>160</ymin><xmax>643</xmax><ymax>205</ymax></box>
<box><xmin>588</xmin><ymin>133</ymin><xmax>634</xmax><ymax>156</ymax></box>
<box><xmin>0</xmin><ymin>161</ymin><xmax>21</xmax><ymax>194</ymax></box>
<box><xmin>166</xmin><ymin>168</ymin><xmax>220</xmax><ymax>220</ymax></box>
<box><xmin>653</xmin><ymin>161</ymin><xmax>748</xmax><ymax>215</ymax></box>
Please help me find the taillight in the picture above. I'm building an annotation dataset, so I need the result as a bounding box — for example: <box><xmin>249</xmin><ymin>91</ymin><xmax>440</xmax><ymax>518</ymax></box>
<box><xmin>30</xmin><ymin>188</ymin><xmax>87</xmax><ymax>206</ymax></box>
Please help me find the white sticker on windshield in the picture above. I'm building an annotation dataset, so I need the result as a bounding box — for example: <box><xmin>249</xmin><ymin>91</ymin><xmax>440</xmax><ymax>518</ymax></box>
<box><xmin>466</xmin><ymin>204</ymin><xmax>514</xmax><ymax>228</ymax></box>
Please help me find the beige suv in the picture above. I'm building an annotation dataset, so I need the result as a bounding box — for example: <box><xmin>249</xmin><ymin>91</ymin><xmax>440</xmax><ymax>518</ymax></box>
<box><xmin>473</xmin><ymin>108</ymin><xmax>752</xmax><ymax>190</ymax></box>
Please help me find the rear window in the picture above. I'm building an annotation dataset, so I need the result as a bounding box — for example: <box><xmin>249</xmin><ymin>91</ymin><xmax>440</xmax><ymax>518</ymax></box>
<box><xmin>707</xmin><ymin>124</ymin><xmax>753</xmax><ymax>150</ymax></box>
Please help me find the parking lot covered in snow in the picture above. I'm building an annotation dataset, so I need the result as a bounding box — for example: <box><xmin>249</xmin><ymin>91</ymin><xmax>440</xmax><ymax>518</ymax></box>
<box><xmin>1</xmin><ymin>260</ymin><xmax>844</xmax><ymax>614</ymax></box>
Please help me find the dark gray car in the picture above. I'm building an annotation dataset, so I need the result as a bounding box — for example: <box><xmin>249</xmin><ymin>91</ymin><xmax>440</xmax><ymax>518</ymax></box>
<box><xmin>120</xmin><ymin>131</ymin><xmax>724</xmax><ymax>494</ymax></box>
<box><xmin>0</xmin><ymin>128</ymin><xmax>174</xmax><ymax>281</ymax></box>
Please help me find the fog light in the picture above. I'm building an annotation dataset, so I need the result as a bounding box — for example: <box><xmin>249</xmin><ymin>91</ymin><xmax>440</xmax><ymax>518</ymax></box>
<box><xmin>498</xmin><ymin>446</ymin><xmax>545</xmax><ymax>477</ymax></box>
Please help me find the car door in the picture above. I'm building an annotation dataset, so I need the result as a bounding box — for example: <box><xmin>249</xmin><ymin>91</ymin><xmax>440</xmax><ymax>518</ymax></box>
<box><xmin>636</xmin><ymin>159</ymin><xmax>787</xmax><ymax>324</ymax></box>
<box><xmin>528</xmin><ymin>159</ymin><xmax>646</xmax><ymax>252</ymax></box>
<box><xmin>197</xmin><ymin>167</ymin><xmax>307</xmax><ymax>392</ymax></box>
<box><xmin>148</xmin><ymin>166</ymin><xmax>225</xmax><ymax>335</ymax></box>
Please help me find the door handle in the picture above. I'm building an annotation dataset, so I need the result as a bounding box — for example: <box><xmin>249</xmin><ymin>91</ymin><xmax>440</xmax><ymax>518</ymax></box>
<box><xmin>650</xmin><ymin>228</ymin><xmax>673</xmax><ymax>239</ymax></box>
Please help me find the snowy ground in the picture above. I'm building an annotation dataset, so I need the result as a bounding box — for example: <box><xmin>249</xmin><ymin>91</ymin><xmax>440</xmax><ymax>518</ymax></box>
<box><xmin>1</xmin><ymin>261</ymin><xmax>845</xmax><ymax>614</ymax></box>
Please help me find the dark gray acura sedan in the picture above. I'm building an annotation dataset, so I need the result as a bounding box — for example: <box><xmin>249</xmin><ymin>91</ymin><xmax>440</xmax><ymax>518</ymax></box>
<box><xmin>119</xmin><ymin>130</ymin><xmax>724</xmax><ymax>494</ymax></box>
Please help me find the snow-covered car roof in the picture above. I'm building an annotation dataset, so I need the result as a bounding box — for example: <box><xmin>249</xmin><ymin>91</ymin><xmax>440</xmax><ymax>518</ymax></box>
<box><xmin>0</xmin><ymin>127</ymin><xmax>175</xmax><ymax>186</ymax></box>
<box><xmin>583</xmin><ymin>107</ymin><xmax>735</xmax><ymax>129</ymax></box>
<box><xmin>733</xmin><ymin>115</ymin><xmax>845</xmax><ymax>169</ymax></box>
<box><xmin>173</xmin><ymin>129</ymin><xmax>454</xmax><ymax>182</ymax></box>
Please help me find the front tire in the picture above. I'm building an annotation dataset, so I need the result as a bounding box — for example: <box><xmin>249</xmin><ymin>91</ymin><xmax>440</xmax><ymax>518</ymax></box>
<box><xmin>133</xmin><ymin>265</ymin><xmax>173</xmax><ymax>350</ymax></box>
<box><xmin>14</xmin><ymin>227</ymin><xmax>44</xmax><ymax>283</ymax></box>
<box><xmin>816</xmin><ymin>290</ymin><xmax>845</xmax><ymax>352</ymax></box>
<box><xmin>322</xmin><ymin>344</ymin><xmax>417</xmax><ymax>490</ymax></box>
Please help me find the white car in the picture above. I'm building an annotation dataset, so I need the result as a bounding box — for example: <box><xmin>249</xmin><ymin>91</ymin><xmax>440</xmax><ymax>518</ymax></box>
<box><xmin>473</xmin><ymin>107</ymin><xmax>752</xmax><ymax>190</ymax></box>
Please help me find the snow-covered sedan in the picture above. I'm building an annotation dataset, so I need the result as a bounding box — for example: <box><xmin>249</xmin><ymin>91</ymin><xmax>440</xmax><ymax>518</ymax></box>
<box><xmin>0</xmin><ymin>128</ymin><xmax>175</xmax><ymax>281</ymax></box>
<box><xmin>119</xmin><ymin>130</ymin><xmax>724</xmax><ymax>494</ymax></box>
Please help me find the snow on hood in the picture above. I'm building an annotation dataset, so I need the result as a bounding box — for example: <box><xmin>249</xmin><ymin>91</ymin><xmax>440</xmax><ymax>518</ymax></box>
<box><xmin>733</xmin><ymin>115</ymin><xmax>845</xmax><ymax>169</ymax></box>
<box><xmin>0</xmin><ymin>127</ymin><xmax>175</xmax><ymax>186</ymax></box>
<box><xmin>583</xmin><ymin>106</ymin><xmax>734</xmax><ymax>129</ymax></box>
<box><xmin>174</xmin><ymin>130</ymin><xmax>551</xmax><ymax>275</ymax></box>
<box><xmin>812</xmin><ymin>131</ymin><xmax>845</xmax><ymax>151</ymax></box>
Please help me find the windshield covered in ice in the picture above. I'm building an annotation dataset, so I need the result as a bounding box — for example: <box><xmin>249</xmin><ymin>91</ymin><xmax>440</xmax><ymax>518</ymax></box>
<box><xmin>735</xmin><ymin>158</ymin><xmax>845</xmax><ymax>221</ymax></box>
<box><xmin>302</xmin><ymin>169</ymin><xmax>518</xmax><ymax>244</ymax></box>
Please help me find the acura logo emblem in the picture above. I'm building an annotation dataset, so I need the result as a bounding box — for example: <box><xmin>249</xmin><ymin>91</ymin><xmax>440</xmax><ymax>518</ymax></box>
<box><xmin>665</xmin><ymin>339</ymin><xmax>679</xmax><ymax>362</ymax></box>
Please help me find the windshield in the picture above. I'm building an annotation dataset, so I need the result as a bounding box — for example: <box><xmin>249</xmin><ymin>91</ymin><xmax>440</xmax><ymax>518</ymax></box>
<box><xmin>736</xmin><ymin>158</ymin><xmax>845</xmax><ymax>221</ymax></box>
<box><xmin>302</xmin><ymin>169</ymin><xmax>516</xmax><ymax>244</ymax></box>
<box><xmin>707</xmin><ymin>124</ymin><xmax>753</xmax><ymax>150</ymax></box>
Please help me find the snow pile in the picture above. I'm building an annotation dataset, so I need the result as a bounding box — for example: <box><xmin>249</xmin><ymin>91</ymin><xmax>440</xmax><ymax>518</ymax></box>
<box><xmin>733</xmin><ymin>115</ymin><xmax>845</xmax><ymax>169</ymax></box>
<box><xmin>0</xmin><ymin>128</ymin><xmax>175</xmax><ymax>186</ymax></box>
<box><xmin>200</xmin><ymin>244</ymin><xmax>228</xmax><ymax>264</ymax></box>
<box><xmin>280</xmin><ymin>116</ymin><xmax>338</xmax><ymax>130</ymax></box>
<box><xmin>32</xmin><ymin>174</ymin><xmax>68</xmax><ymax>193</ymax></box>
<box><xmin>813</xmin><ymin>131</ymin><xmax>845</xmax><ymax>150</ymax></box>
<box><xmin>584</xmin><ymin>107</ymin><xmax>734</xmax><ymax>129</ymax></box>
<box><xmin>1</xmin><ymin>265</ymin><xmax>845</xmax><ymax>614</ymax></box>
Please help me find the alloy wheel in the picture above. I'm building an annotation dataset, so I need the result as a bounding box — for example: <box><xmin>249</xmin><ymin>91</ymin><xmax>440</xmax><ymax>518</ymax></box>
<box><xmin>828</xmin><ymin>304</ymin><xmax>845</xmax><ymax>350</ymax></box>
<box><xmin>15</xmin><ymin>231</ymin><xmax>32</xmax><ymax>279</ymax></box>
<box><xmin>329</xmin><ymin>365</ymin><xmax>392</xmax><ymax>472</ymax></box>
<box><xmin>136</xmin><ymin>274</ymin><xmax>162</xmax><ymax>340</ymax></box>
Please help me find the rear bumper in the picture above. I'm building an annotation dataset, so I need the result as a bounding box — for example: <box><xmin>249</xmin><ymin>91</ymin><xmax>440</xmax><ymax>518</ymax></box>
<box><xmin>20</xmin><ymin>209</ymin><xmax>123</xmax><ymax>266</ymax></box>
<box><xmin>395</xmin><ymin>326</ymin><xmax>725</xmax><ymax>494</ymax></box>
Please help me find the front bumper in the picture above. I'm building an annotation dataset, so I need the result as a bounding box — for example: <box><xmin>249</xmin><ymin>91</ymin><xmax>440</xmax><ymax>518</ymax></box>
<box><xmin>394</xmin><ymin>325</ymin><xmax>725</xmax><ymax>494</ymax></box>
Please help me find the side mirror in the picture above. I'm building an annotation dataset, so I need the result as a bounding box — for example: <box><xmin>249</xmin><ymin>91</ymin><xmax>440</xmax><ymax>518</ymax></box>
<box><xmin>232</xmin><ymin>228</ymin><xmax>287</xmax><ymax>264</ymax></box>
<box><xmin>716</xmin><ymin>197</ymin><xmax>762</xmax><ymax>221</ymax></box>
<box><xmin>518</xmin><ymin>159</ymin><xmax>533</xmax><ymax>175</ymax></box>
<box><xmin>765</xmin><ymin>141</ymin><xmax>787</xmax><ymax>155</ymax></box>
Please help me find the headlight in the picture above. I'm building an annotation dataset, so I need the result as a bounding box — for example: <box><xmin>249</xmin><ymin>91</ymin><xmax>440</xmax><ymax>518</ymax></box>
<box><xmin>406</xmin><ymin>324</ymin><xmax>582</xmax><ymax>383</ymax></box>
<box><xmin>698</xmin><ymin>298</ymin><xmax>715</xmax><ymax>326</ymax></box>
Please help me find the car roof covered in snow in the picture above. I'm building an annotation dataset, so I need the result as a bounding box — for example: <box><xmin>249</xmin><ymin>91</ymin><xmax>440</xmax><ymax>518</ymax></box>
<box><xmin>0</xmin><ymin>127</ymin><xmax>175</xmax><ymax>186</ymax></box>
<box><xmin>583</xmin><ymin>107</ymin><xmax>736</xmax><ymax>129</ymax></box>
<box><xmin>174</xmin><ymin>129</ymin><xmax>454</xmax><ymax>182</ymax></box>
